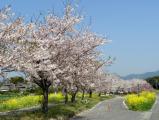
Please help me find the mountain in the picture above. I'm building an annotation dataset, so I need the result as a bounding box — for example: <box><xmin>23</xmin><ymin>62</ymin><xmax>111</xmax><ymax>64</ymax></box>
<box><xmin>123</xmin><ymin>70</ymin><xmax>159</xmax><ymax>80</ymax></box>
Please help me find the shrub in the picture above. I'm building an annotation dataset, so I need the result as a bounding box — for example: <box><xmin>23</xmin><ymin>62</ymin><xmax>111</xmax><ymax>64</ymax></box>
<box><xmin>125</xmin><ymin>91</ymin><xmax>156</xmax><ymax>111</ymax></box>
<box><xmin>10</xmin><ymin>76</ymin><xmax>24</xmax><ymax>84</ymax></box>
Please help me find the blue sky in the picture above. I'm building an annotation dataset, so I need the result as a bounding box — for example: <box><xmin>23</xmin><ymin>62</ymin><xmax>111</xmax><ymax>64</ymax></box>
<box><xmin>1</xmin><ymin>0</ymin><xmax>159</xmax><ymax>76</ymax></box>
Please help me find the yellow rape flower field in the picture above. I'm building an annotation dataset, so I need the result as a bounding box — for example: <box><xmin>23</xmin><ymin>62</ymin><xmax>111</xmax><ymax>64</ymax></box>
<box><xmin>125</xmin><ymin>91</ymin><xmax>156</xmax><ymax>111</ymax></box>
<box><xmin>0</xmin><ymin>93</ymin><xmax>64</xmax><ymax>112</ymax></box>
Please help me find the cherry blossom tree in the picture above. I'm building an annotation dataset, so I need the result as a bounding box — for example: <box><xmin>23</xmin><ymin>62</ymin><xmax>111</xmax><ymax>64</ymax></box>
<box><xmin>0</xmin><ymin>5</ymin><xmax>112</xmax><ymax>112</ymax></box>
<box><xmin>95</xmin><ymin>71</ymin><xmax>113</xmax><ymax>96</ymax></box>
<box><xmin>0</xmin><ymin>5</ymin><xmax>82</xmax><ymax>112</ymax></box>
<box><xmin>60</xmin><ymin>31</ymin><xmax>110</xmax><ymax>102</ymax></box>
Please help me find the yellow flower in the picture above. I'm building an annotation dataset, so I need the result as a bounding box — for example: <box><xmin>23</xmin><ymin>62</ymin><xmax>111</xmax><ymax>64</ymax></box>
<box><xmin>125</xmin><ymin>91</ymin><xmax>156</xmax><ymax>111</ymax></box>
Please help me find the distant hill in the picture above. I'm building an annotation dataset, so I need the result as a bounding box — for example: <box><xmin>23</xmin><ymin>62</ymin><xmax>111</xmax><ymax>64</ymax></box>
<box><xmin>123</xmin><ymin>70</ymin><xmax>159</xmax><ymax>80</ymax></box>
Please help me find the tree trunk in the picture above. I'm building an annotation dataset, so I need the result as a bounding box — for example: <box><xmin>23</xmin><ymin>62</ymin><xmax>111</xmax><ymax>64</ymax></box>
<box><xmin>64</xmin><ymin>88</ymin><xmax>68</xmax><ymax>104</ymax></box>
<box><xmin>42</xmin><ymin>87</ymin><xmax>49</xmax><ymax>113</ymax></box>
<box><xmin>32</xmin><ymin>72</ymin><xmax>52</xmax><ymax>114</ymax></box>
<box><xmin>81</xmin><ymin>89</ymin><xmax>85</xmax><ymax>100</ymax></box>
<box><xmin>89</xmin><ymin>89</ymin><xmax>92</xmax><ymax>98</ymax></box>
<box><xmin>71</xmin><ymin>93</ymin><xmax>76</xmax><ymax>103</ymax></box>
<box><xmin>71</xmin><ymin>89</ymin><xmax>78</xmax><ymax>103</ymax></box>
<box><xmin>98</xmin><ymin>92</ymin><xmax>101</xmax><ymax>97</ymax></box>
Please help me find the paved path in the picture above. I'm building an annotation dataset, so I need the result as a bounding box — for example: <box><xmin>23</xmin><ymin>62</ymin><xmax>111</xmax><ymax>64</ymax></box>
<box><xmin>71</xmin><ymin>96</ymin><xmax>158</xmax><ymax>120</ymax></box>
<box><xmin>150</xmin><ymin>94</ymin><xmax>159</xmax><ymax>120</ymax></box>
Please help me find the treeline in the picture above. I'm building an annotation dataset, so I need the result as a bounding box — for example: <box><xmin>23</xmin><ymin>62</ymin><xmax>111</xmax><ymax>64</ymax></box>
<box><xmin>146</xmin><ymin>76</ymin><xmax>159</xmax><ymax>89</ymax></box>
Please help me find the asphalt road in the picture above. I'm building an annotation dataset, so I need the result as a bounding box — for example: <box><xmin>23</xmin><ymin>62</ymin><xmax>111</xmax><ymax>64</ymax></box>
<box><xmin>150</xmin><ymin>94</ymin><xmax>159</xmax><ymax>120</ymax></box>
<box><xmin>71</xmin><ymin>95</ymin><xmax>159</xmax><ymax>120</ymax></box>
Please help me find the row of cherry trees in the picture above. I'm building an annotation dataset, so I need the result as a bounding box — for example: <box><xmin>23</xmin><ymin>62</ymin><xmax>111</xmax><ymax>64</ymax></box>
<box><xmin>106</xmin><ymin>75</ymin><xmax>153</xmax><ymax>94</ymax></box>
<box><xmin>0</xmin><ymin>5</ymin><xmax>152</xmax><ymax>113</ymax></box>
<box><xmin>0</xmin><ymin>6</ymin><xmax>113</xmax><ymax>113</ymax></box>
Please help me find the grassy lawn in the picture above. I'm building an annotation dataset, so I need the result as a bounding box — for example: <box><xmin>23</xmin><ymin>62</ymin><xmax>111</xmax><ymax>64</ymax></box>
<box><xmin>0</xmin><ymin>94</ymin><xmax>113</xmax><ymax>120</ymax></box>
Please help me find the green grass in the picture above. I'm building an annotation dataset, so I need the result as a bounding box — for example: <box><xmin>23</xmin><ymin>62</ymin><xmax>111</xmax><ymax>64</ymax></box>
<box><xmin>0</xmin><ymin>93</ymin><xmax>20</xmax><ymax>102</ymax></box>
<box><xmin>0</xmin><ymin>94</ymin><xmax>113</xmax><ymax>120</ymax></box>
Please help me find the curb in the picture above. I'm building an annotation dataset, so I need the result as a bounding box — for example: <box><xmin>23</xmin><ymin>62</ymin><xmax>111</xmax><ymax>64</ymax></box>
<box><xmin>123</xmin><ymin>100</ymin><xmax>129</xmax><ymax>110</ymax></box>
<box><xmin>70</xmin><ymin>100</ymin><xmax>104</xmax><ymax>120</ymax></box>
<box><xmin>77</xmin><ymin>100</ymin><xmax>103</xmax><ymax>116</ymax></box>
<box><xmin>150</xmin><ymin>99</ymin><xmax>157</xmax><ymax>112</ymax></box>
<box><xmin>72</xmin><ymin>96</ymin><xmax>115</xmax><ymax>118</ymax></box>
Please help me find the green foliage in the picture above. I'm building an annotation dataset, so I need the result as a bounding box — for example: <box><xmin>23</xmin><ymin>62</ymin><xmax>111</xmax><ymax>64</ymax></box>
<box><xmin>30</xmin><ymin>87</ymin><xmax>43</xmax><ymax>95</ymax></box>
<box><xmin>0</xmin><ymin>92</ymin><xmax>20</xmax><ymax>102</ymax></box>
<box><xmin>0</xmin><ymin>82</ymin><xmax>3</xmax><ymax>87</ymax></box>
<box><xmin>10</xmin><ymin>76</ymin><xmax>24</xmax><ymax>84</ymax></box>
<box><xmin>146</xmin><ymin>76</ymin><xmax>159</xmax><ymax>89</ymax></box>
